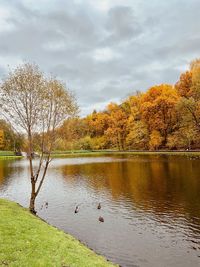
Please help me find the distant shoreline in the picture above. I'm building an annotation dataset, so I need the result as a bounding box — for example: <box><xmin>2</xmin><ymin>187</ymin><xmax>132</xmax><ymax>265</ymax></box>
<box><xmin>1</xmin><ymin>150</ymin><xmax>200</xmax><ymax>159</ymax></box>
<box><xmin>50</xmin><ymin>150</ymin><xmax>200</xmax><ymax>158</ymax></box>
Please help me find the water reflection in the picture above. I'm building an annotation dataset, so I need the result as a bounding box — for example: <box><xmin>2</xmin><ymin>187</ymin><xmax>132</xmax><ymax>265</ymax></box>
<box><xmin>0</xmin><ymin>155</ymin><xmax>200</xmax><ymax>267</ymax></box>
<box><xmin>61</xmin><ymin>156</ymin><xmax>200</xmax><ymax>218</ymax></box>
<box><xmin>0</xmin><ymin>159</ymin><xmax>19</xmax><ymax>190</ymax></box>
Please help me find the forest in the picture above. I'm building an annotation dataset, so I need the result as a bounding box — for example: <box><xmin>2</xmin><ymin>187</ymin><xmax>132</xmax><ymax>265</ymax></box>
<box><xmin>1</xmin><ymin>58</ymin><xmax>200</xmax><ymax>151</ymax></box>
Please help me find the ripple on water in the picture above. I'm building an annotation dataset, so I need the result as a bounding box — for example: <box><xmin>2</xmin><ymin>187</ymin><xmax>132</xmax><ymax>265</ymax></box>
<box><xmin>1</xmin><ymin>156</ymin><xmax>200</xmax><ymax>267</ymax></box>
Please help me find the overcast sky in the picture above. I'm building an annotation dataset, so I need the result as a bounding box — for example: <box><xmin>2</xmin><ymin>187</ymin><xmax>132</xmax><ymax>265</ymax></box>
<box><xmin>0</xmin><ymin>0</ymin><xmax>200</xmax><ymax>115</ymax></box>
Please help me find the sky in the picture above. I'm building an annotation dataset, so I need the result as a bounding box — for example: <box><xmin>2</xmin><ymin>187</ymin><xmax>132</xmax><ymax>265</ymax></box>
<box><xmin>0</xmin><ymin>0</ymin><xmax>200</xmax><ymax>116</ymax></box>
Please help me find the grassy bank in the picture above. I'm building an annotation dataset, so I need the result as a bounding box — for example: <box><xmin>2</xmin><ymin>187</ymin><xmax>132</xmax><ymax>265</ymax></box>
<box><xmin>0</xmin><ymin>151</ymin><xmax>23</xmax><ymax>159</ymax></box>
<box><xmin>50</xmin><ymin>150</ymin><xmax>200</xmax><ymax>158</ymax></box>
<box><xmin>1</xmin><ymin>150</ymin><xmax>200</xmax><ymax>159</ymax></box>
<box><xmin>0</xmin><ymin>199</ymin><xmax>117</xmax><ymax>267</ymax></box>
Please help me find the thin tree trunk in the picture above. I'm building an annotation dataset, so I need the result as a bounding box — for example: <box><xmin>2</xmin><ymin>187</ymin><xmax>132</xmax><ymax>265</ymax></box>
<box><xmin>28</xmin><ymin>129</ymin><xmax>37</xmax><ymax>214</ymax></box>
<box><xmin>117</xmin><ymin>132</ymin><xmax>121</xmax><ymax>151</ymax></box>
<box><xmin>29</xmin><ymin>180</ymin><xmax>36</xmax><ymax>214</ymax></box>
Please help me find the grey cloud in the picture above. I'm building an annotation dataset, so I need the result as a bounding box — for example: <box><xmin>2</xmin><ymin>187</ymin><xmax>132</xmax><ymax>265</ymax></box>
<box><xmin>0</xmin><ymin>0</ymin><xmax>200</xmax><ymax>115</ymax></box>
<box><xmin>103</xmin><ymin>6</ymin><xmax>141</xmax><ymax>46</ymax></box>
<box><xmin>0</xmin><ymin>66</ymin><xmax>6</xmax><ymax>77</ymax></box>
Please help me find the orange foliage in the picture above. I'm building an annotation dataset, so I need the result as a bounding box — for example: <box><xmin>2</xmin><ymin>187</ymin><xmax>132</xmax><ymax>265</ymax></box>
<box><xmin>57</xmin><ymin>58</ymin><xmax>200</xmax><ymax>151</ymax></box>
<box><xmin>141</xmin><ymin>84</ymin><xmax>179</xmax><ymax>145</ymax></box>
<box><xmin>175</xmin><ymin>71</ymin><xmax>192</xmax><ymax>98</ymax></box>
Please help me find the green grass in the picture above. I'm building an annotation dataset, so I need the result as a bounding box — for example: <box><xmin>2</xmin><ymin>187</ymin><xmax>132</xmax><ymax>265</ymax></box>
<box><xmin>0</xmin><ymin>151</ymin><xmax>15</xmax><ymax>156</ymax></box>
<box><xmin>52</xmin><ymin>150</ymin><xmax>93</xmax><ymax>154</ymax></box>
<box><xmin>0</xmin><ymin>151</ymin><xmax>22</xmax><ymax>159</ymax></box>
<box><xmin>2</xmin><ymin>149</ymin><xmax>200</xmax><ymax>159</ymax></box>
<box><xmin>50</xmin><ymin>150</ymin><xmax>200</xmax><ymax>158</ymax></box>
<box><xmin>0</xmin><ymin>156</ymin><xmax>23</xmax><ymax>159</ymax></box>
<box><xmin>0</xmin><ymin>199</ymin><xmax>117</xmax><ymax>267</ymax></box>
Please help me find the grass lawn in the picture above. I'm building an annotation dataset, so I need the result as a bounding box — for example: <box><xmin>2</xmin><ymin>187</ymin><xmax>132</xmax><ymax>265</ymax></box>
<box><xmin>0</xmin><ymin>151</ymin><xmax>22</xmax><ymax>159</ymax></box>
<box><xmin>0</xmin><ymin>199</ymin><xmax>117</xmax><ymax>267</ymax></box>
<box><xmin>0</xmin><ymin>151</ymin><xmax>15</xmax><ymax>156</ymax></box>
<box><xmin>50</xmin><ymin>150</ymin><xmax>200</xmax><ymax>158</ymax></box>
<box><xmin>1</xmin><ymin>150</ymin><xmax>200</xmax><ymax>159</ymax></box>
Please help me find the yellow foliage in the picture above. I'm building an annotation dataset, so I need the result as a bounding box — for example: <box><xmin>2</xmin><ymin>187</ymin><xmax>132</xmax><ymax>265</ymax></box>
<box><xmin>0</xmin><ymin>130</ymin><xmax>4</xmax><ymax>149</ymax></box>
<box><xmin>149</xmin><ymin>130</ymin><xmax>163</xmax><ymax>150</ymax></box>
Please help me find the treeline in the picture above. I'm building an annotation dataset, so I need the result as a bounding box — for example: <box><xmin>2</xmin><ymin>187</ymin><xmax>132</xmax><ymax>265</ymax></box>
<box><xmin>57</xmin><ymin>59</ymin><xmax>200</xmax><ymax>151</ymax></box>
<box><xmin>1</xmin><ymin>59</ymin><xmax>200</xmax><ymax>152</ymax></box>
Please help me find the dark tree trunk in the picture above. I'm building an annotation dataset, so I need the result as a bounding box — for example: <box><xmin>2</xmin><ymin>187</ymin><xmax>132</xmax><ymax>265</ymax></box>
<box><xmin>29</xmin><ymin>178</ymin><xmax>37</xmax><ymax>214</ymax></box>
<box><xmin>29</xmin><ymin>193</ymin><xmax>36</xmax><ymax>214</ymax></box>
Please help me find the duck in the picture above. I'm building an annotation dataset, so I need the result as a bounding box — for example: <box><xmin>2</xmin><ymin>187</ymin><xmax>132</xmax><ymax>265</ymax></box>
<box><xmin>97</xmin><ymin>203</ymin><xmax>101</xmax><ymax>210</ymax></box>
<box><xmin>74</xmin><ymin>205</ymin><xmax>79</xmax><ymax>214</ymax></box>
<box><xmin>45</xmin><ymin>202</ymin><xmax>48</xmax><ymax>208</ymax></box>
<box><xmin>99</xmin><ymin>216</ymin><xmax>104</xmax><ymax>222</ymax></box>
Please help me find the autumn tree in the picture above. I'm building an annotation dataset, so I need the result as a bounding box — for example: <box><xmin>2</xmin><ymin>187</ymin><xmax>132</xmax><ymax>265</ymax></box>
<box><xmin>125</xmin><ymin>93</ymin><xmax>149</xmax><ymax>149</ymax></box>
<box><xmin>57</xmin><ymin>117</ymin><xmax>87</xmax><ymax>150</ymax></box>
<box><xmin>0</xmin><ymin>130</ymin><xmax>4</xmax><ymax>149</ymax></box>
<box><xmin>175</xmin><ymin>59</ymin><xmax>200</xmax><ymax>144</ymax></box>
<box><xmin>80</xmin><ymin>110</ymin><xmax>109</xmax><ymax>149</ymax></box>
<box><xmin>149</xmin><ymin>130</ymin><xmax>163</xmax><ymax>150</ymax></box>
<box><xmin>126</xmin><ymin>120</ymin><xmax>149</xmax><ymax>149</ymax></box>
<box><xmin>175</xmin><ymin>71</ymin><xmax>192</xmax><ymax>98</ymax></box>
<box><xmin>0</xmin><ymin>119</ymin><xmax>24</xmax><ymax>151</ymax></box>
<box><xmin>105</xmin><ymin>103</ymin><xmax>129</xmax><ymax>150</ymax></box>
<box><xmin>167</xmin><ymin>125</ymin><xmax>198</xmax><ymax>150</ymax></box>
<box><xmin>85</xmin><ymin>111</ymin><xmax>109</xmax><ymax>138</ymax></box>
<box><xmin>0</xmin><ymin>63</ymin><xmax>77</xmax><ymax>213</ymax></box>
<box><xmin>141</xmin><ymin>84</ymin><xmax>179</xmax><ymax>148</ymax></box>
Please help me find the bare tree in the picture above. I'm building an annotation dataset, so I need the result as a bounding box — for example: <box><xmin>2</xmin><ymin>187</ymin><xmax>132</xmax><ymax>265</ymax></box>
<box><xmin>0</xmin><ymin>63</ymin><xmax>78</xmax><ymax>214</ymax></box>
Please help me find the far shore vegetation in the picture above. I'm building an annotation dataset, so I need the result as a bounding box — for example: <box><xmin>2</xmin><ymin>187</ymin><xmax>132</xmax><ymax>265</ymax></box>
<box><xmin>1</xmin><ymin>150</ymin><xmax>200</xmax><ymax>159</ymax></box>
<box><xmin>1</xmin><ymin>59</ymin><xmax>200</xmax><ymax>155</ymax></box>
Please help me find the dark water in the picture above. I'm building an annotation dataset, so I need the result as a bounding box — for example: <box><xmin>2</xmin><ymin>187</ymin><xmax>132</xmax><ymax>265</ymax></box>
<box><xmin>0</xmin><ymin>154</ymin><xmax>200</xmax><ymax>267</ymax></box>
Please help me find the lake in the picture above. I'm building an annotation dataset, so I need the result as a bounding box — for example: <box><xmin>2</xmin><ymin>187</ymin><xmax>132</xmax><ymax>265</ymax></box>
<box><xmin>0</xmin><ymin>154</ymin><xmax>200</xmax><ymax>267</ymax></box>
